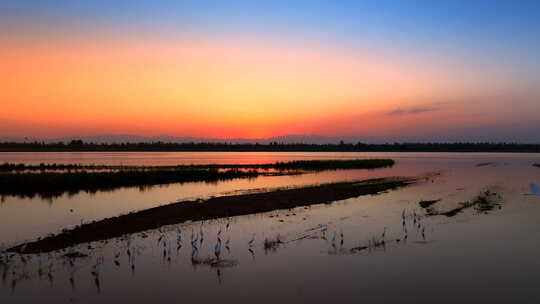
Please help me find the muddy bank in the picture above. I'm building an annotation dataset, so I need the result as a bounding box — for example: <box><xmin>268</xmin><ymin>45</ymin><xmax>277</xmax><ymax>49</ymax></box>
<box><xmin>9</xmin><ymin>177</ymin><xmax>415</xmax><ymax>253</ymax></box>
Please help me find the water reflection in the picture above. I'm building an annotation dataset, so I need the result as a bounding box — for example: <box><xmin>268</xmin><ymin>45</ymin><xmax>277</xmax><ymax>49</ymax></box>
<box><xmin>1</xmin><ymin>153</ymin><xmax>540</xmax><ymax>303</ymax></box>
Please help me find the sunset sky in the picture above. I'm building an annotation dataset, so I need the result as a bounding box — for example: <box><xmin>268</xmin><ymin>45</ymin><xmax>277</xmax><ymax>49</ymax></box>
<box><xmin>1</xmin><ymin>1</ymin><xmax>540</xmax><ymax>142</ymax></box>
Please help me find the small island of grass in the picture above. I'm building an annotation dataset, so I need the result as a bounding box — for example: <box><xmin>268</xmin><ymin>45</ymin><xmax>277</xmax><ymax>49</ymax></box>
<box><xmin>0</xmin><ymin>159</ymin><xmax>394</xmax><ymax>198</ymax></box>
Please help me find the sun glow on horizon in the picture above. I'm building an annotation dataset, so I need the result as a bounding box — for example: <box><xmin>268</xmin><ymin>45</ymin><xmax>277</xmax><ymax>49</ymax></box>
<box><xmin>1</xmin><ymin>1</ymin><xmax>540</xmax><ymax>142</ymax></box>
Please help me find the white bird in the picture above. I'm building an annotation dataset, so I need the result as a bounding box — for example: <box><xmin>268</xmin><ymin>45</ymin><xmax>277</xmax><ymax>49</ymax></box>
<box><xmin>91</xmin><ymin>258</ymin><xmax>103</xmax><ymax>277</ymax></box>
<box><xmin>214</xmin><ymin>240</ymin><xmax>222</xmax><ymax>259</ymax></box>
<box><xmin>199</xmin><ymin>223</ymin><xmax>205</xmax><ymax>239</ymax></box>
<box><xmin>37</xmin><ymin>254</ymin><xmax>43</xmax><ymax>268</ymax></box>
<box><xmin>248</xmin><ymin>234</ymin><xmax>255</xmax><ymax>247</ymax></box>
<box><xmin>176</xmin><ymin>227</ymin><xmax>182</xmax><ymax>240</ymax></box>
<box><xmin>0</xmin><ymin>245</ymin><xmax>6</xmax><ymax>262</ymax></box>
<box><xmin>0</xmin><ymin>247</ymin><xmax>6</xmax><ymax>264</ymax></box>
<box><xmin>191</xmin><ymin>232</ymin><xmax>198</xmax><ymax>245</ymax></box>
<box><xmin>321</xmin><ymin>226</ymin><xmax>328</xmax><ymax>234</ymax></box>
<box><xmin>177</xmin><ymin>234</ymin><xmax>182</xmax><ymax>244</ymax></box>
<box><xmin>531</xmin><ymin>183</ymin><xmax>540</xmax><ymax>196</ymax></box>
<box><xmin>191</xmin><ymin>246</ymin><xmax>198</xmax><ymax>258</ymax></box>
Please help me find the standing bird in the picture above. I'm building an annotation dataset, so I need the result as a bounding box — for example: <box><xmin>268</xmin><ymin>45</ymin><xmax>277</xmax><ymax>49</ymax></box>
<box><xmin>190</xmin><ymin>229</ymin><xmax>197</xmax><ymax>244</ymax></box>
<box><xmin>199</xmin><ymin>223</ymin><xmax>205</xmax><ymax>245</ymax></box>
<box><xmin>248</xmin><ymin>234</ymin><xmax>255</xmax><ymax>247</ymax></box>
<box><xmin>214</xmin><ymin>239</ymin><xmax>222</xmax><ymax>260</ymax></box>
<box><xmin>191</xmin><ymin>245</ymin><xmax>199</xmax><ymax>259</ymax></box>
<box><xmin>225</xmin><ymin>238</ymin><xmax>231</xmax><ymax>253</ymax></box>
<box><xmin>176</xmin><ymin>228</ymin><xmax>182</xmax><ymax>245</ymax></box>
<box><xmin>0</xmin><ymin>245</ymin><xmax>6</xmax><ymax>263</ymax></box>
<box><xmin>36</xmin><ymin>253</ymin><xmax>43</xmax><ymax>268</ymax></box>
<box><xmin>114</xmin><ymin>251</ymin><xmax>121</xmax><ymax>265</ymax></box>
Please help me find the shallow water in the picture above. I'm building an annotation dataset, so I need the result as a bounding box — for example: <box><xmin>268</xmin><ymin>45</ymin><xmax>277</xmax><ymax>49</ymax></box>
<box><xmin>1</xmin><ymin>152</ymin><xmax>540</xmax><ymax>303</ymax></box>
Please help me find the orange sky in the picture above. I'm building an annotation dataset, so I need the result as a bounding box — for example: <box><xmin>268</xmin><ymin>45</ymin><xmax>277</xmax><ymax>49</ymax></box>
<box><xmin>1</xmin><ymin>1</ymin><xmax>540</xmax><ymax>142</ymax></box>
<box><xmin>1</xmin><ymin>34</ymin><xmax>538</xmax><ymax>140</ymax></box>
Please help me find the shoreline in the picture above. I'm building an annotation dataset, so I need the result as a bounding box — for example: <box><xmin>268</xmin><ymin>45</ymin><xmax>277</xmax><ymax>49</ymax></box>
<box><xmin>8</xmin><ymin>177</ymin><xmax>415</xmax><ymax>254</ymax></box>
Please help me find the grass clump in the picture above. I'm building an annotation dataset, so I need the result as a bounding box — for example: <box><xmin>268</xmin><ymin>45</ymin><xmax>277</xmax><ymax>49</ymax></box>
<box><xmin>252</xmin><ymin>159</ymin><xmax>395</xmax><ymax>171</ymax></box>
<box><xmin>431</xmin><ymin>190</ymin><xmax>502</xmax><ymax>217</ymax></box>
<box><xmin>191</xmin><ymin>256</ymin><xmax>238</xmax><ymax>268</ymax></box>
<box><xmin>62</xmin><ymin>251</ymin><xmax>89</xmax><ymax>258</ymax></box>
<box><xmin>263</xmin><ymin>235</ymin><xmax>284</xmax><ymax>251</ymax></box>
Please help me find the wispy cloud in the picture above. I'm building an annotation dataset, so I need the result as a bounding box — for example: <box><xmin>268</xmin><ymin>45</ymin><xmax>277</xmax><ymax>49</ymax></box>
<box><xmin>386</xmin><ymin>106</ymin><xmax>438</xmax><ymax>116</ymax></box>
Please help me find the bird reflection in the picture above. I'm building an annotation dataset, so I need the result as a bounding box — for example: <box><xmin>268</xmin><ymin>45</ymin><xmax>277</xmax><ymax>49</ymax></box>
<box><xmin>216</xmin><ymin>268</ymin><xmax>222</xmax><ymax>284</ymax></box>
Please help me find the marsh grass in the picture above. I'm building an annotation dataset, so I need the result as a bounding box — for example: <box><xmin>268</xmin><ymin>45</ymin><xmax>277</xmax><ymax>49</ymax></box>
<box><xmin>191</xmin><ymin>256</ymin><xmax>238</xmax><ymax>268</ymax></box>
<box><xmin>62</xmin><ymin>251</ymin><xmax>89</xmax><ymax>259</ymax></box>
<box><xmin>0</xmin><ymin>168</ymin><xmax>259</xmax><ymax>199</ymax></box>
<box><xmin>263</xmin><ymin>235</ymin><xmax>284</xmax><ymax>251</ymax></box>
<box><xmin>0</xmin><ymin>159</ymin><xmax>394</xmax><ymax>172</ymax></box>
<box><xmin>430</xmin><ymin>190</ymin><xmax>502</xmax><ymax>217</ymax></box>
<box><xmin>347</xmin><ymin>235</ymin><xmax>389</xmax><ymax>254</ymax></box>
<box><xmin>9</xmin><ymin>177</ymin><xmax>414</xmax><ymax>253</ymax></box>
<box><xmin>0</xmin><ymin>159</ymin><xmax>394</xmax><ymax>198</ymax></box>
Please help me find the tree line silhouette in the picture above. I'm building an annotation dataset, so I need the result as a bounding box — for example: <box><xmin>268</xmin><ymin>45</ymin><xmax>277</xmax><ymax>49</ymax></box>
<box><xmin>1</xmin><ymin>140</ymin><xmax>540</xmax><ymax>152</ymax></box>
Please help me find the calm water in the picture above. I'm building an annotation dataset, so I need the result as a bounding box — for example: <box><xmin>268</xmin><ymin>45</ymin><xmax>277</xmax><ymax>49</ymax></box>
<box><xmin>1</xmin><ymin>152</ymin><xmax>540</xmax><ymax>303</ymax></box>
